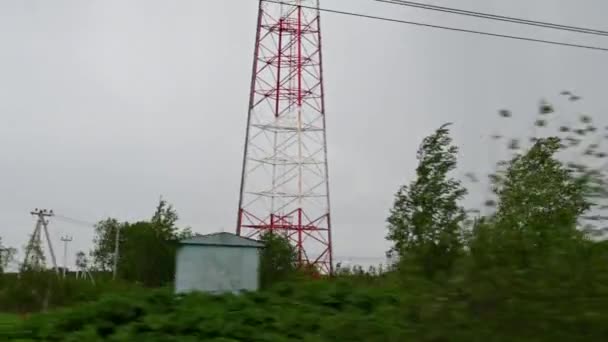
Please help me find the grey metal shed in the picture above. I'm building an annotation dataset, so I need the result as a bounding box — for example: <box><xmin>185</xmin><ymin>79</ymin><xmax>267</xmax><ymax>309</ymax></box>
<box><xmin>174</xmin><ymin>232</ymin><xmax>264</xmax><ymax>294</ymax></box>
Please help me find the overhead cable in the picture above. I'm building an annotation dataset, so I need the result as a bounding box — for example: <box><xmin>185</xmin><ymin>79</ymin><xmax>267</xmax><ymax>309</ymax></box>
<box><xmin>376</xmin><ymin>0</ymin><xmax>608</xmax><ymax>37</ymax></box>
<box><xmin>262</xmin><ymin>0</ymin><xmax>608</xmax><ymax>52</ymax></box>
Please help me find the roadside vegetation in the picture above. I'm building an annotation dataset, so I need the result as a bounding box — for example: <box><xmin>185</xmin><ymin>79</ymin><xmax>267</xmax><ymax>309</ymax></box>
<box><xmin>3</xmin><ymin>95</ymin><xmax>608</xmax><ymax>340</ymax></box>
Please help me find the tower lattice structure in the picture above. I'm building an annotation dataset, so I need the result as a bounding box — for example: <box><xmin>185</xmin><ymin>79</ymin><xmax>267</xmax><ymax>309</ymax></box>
<box><xmin>237</xmin><ymin>0</ymin><xmax>333</xmax><ymax>274</ymax></box>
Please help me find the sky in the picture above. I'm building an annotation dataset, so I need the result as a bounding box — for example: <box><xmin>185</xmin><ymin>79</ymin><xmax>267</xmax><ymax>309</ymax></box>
<box><xmin>1</xmin><ymin>0</ymin><xmax>608</xmax><ymax>270</ymax></box>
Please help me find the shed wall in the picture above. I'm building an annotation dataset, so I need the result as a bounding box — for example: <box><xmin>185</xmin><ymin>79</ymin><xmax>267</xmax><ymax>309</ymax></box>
<box><xmin>175</xmin><ymin>245</ymin><xmax>260</xmax><ymax>294</ymax></box>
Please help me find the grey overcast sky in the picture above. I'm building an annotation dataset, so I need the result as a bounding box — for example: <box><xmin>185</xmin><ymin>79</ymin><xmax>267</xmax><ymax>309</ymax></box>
<box><xmin>1</xmin><ymin>0</ymin><xmax>608</xmax><ymax>268</ymax></box>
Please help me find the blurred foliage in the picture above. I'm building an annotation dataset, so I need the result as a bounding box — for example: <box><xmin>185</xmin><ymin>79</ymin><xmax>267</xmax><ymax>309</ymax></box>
<box><xmin>6</xmin><ymin>256</ymin><xmax>608</xmax><ymax>342</ymax></box>
<box><xmin>258</xmin><ymin>232</ymin><xmax>298</xmax><ymax>289</ymax></box>
<box><xmin>0</xmin><ymin>238</ymin><xmax>16</xmax><ymax>274</ymax></box>
<box><xmin>470</xmin><ymin>92</ymin><xmax>608</xmax><ymax>237</ymax></box>
<box><xmin>91</xmin><ymin>218</ymin><xmax>121</xmax><ymax>272</ymax></box>
<box><xmin>91</xmin><ymin>199</ymin><xmax>193</xmax><ymax>287</ymax></box>
<box><xmin>0</xmin><ymin>271</ymin><xmax>139</xmax><ymax>314</ymax></box>
<box><xmin>0</xmin><ymin>200</ymin><xmax>191</xmax><ymax>318</ymax></box>
<box><xmin>386</xmin><ymin>123</ymin><xmax>467</xmax><ymax>279</ymax></box>
<box><xmin>5</xmin><ymin>92</ymin><xmax>608</xmax><ymax>340</ymax></box>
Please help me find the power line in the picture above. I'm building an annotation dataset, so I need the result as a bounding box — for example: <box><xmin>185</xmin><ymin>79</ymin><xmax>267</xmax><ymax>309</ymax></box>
<box><xmin>53</xmin><ymin>213</ymin><xmax>117</xmax><ymax>278</ymax></box>
<box><xmin>53</xmin><ymin>214</ymin><xmax>97</xmax><ymax>227</ymax></box>
<box><xmin>376</xmin><ymin>0</ymin><xmax>608</xmax><ymax>37</ymax></box>
<box><xmin>262</xmin><ymin>0</ymin><xmax>608</xmax><ymax>52</ymax></box>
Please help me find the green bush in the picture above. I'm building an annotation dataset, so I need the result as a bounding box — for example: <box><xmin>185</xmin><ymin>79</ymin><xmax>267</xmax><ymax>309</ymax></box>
<box><xmin>258</xmin><ymin>231</ymin><xmax>297</xmax><ymax>289</ymax></box>
<box><xmin>0</xmin><ymin>272</ymin><xmax>140</xmax><ymax>314</ymax></box>
<box><xmin>6</xmin><ymin>265</ymin><xmax>608</xmax><ymax>341</ymax></box>
<box><xmin>7</xmin><ymin>101</ymin><xmax>608</xmax><ymax>341</ymax></box>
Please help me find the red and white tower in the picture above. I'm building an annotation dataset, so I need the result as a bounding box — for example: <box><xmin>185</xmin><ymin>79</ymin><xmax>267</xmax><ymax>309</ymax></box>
<box><xmin>237</xmin><ymin>0</ymin><xmax>333</xmax><ymax>274</ymax></box>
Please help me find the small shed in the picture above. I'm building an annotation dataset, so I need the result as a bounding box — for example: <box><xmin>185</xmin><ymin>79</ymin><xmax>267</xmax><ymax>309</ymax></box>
<box><xmin>174</xmin><ymin>232</ymin><xmax>264</xmax><ymax>294</ymax></box>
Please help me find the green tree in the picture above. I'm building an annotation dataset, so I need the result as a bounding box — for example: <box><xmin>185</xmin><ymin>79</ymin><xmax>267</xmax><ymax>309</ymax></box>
<box><xmin>151</xmin><ymin>198</ymin><xmax>179</xmax><ymax>238</ymax></box>
<box><xmin>463</xmin><ymin>136</ymin><xmax>597</xmax><ymax>333</ymax></box>
<box><xmin>259</xmin><ymin>231</ymin><xmax>297</xmax><ymax>289</ymax></box>
<box><xmin>476</xmin><ymin>137</ymin><xmax>590</xmax><ymax>261</ymax></box>
<box><xmin>117</xmin><ymin>221</ymin><xmax>177</xmax><ymax>287</ymax></box>
<box><xmin>0</xmin><ymin>237</ymin><xmax>16</xmax><ymax>274</ymax></box>
<box><xmin>91</xmin><ymin>218</ymin><xmax>122</xmax><ymax>272</ymax></box>
<box><xmin>386</xmin><ymin>123</ymin><xmax>467</xmax><ymax>277</ymax></box>
<box><xmin>466</xmin><ymin>137</ymin><xmax>592</xmax><ymax>311</ymax></box>
<box><xmin>150</xmin><ymin>198</ymin><xmax>193</xmax><ymax>240</ymax></box>
<box><xmin>90</xmin><ymin>199</ymin><xmax>193</xmax><ymax>286</ymax></box>
<box><xmin>470</xmin><ymin>96</ymin><xmax>608</xmax><ymax>237</ymax></box>
<box><xmin>75</xmin><ymin>250</ymin><xmax>88</xmax><ymax>270</ymax></box>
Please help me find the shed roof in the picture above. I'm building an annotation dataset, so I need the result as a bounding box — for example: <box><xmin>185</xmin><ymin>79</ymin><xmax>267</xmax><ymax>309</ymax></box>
<box><xmin>179</xmin><ymin>232</ymin><xmax>264</xmax><ymax>248</ymax></box>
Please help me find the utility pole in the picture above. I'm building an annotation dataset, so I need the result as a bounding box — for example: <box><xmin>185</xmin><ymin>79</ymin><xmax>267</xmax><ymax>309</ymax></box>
<box><xmin>23</xmin><ymin>209</ymin><xmax>59</xmax><ymax>274</ymax></box>
<box><xmin>113</xmin><ymin>225</ymin><xmax>120</xmax><ymax>280</ymax></box>
<box><xmin>60</xmin><ymin>235</ymin><xmax>73</xmax><ymax>278</ymax></box>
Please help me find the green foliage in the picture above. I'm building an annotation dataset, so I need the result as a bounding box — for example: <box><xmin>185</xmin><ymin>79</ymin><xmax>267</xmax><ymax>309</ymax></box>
<box><xmin>0</xmin><ymin>271</ymin><xmax>139</xmax><ymax>314</ymax></box>
<box><xmin>258</xmin><ymin>232</ymin><xmax>297</xmax><ymax>289</ymax></box>
<box><xmin>75</xmin><ymin>251</ymin><xmax>89</xmax><ymax>270</ymax></box>
<box><xmin>7</xmin><ymin>282</ymin><xmax>406</xmax><ymax>341</ymax></box>
<box><xmin>0</xmin><ymin>313</ymin><xmax>20</xmax><ymax>340</ymax></box>
<box><xmin>8</xmin><ymin>94</ymin><xmax>608</xmax><ymax>341</ymax></box>
<box><xmin>492</xmin><ymin>137</ymin><xmax>589</xmax><ymax>231</ymax></box>
<box><xmin>91</xmin><ymin>218</ymin><xmax>121</xmax><ymax>272</ymax></box>
<box><xmin>91</xmin><ymin>199</ymin><xmax>193</xmax><ymax>287</ymax></box>
<box><xmin>150</xmin><ymin>198</ymin><xmax>193</xmax><ymax>240</ymax></box>
<box><xmin>334</xmin><ymin>263</ymin><xmax>386</xmax><ymax>277</ymax></box>
<box><xmin>386</xmin><ymin>123</ymin><xmax>467</xmax><ymax>277</ymax></box>
<box><xmin>474</xmin><ymin>94</ymin><xmax>608</xmax><ymax>238</ymax></box>
<box><xmin>117</xmin><ymin>222</ymin><xmax>177</xmax><ymax>287</ymax></box>
<box><xmin>447</xmin><ymin>100</ymin><xmax>608</xmax><ymax>339</ymax></box>
<box><xmin>0</xmin><ymin>238</ymin><xmax>16</xmax><ymax>274</ymax></box>
<box><xmin>8</xmin><ymin>266</ymin><xmax>608</xmax><ymax>342</ymax></box>
<box><xmin>470</xmin><ymin>137</ymin><xmax>591</xmax><ymax>270</ymax></box>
